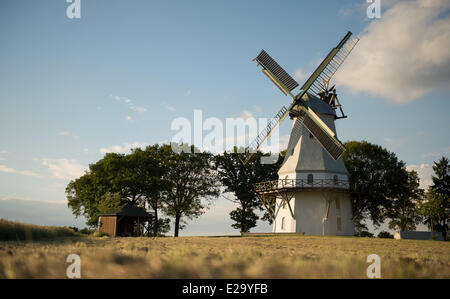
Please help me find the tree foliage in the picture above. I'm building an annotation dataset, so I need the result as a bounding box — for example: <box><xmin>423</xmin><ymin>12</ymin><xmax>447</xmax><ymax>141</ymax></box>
<box><xmin>387</xmin><ymin>170</ymin><xmax>424</xmax><ymax>231</ymax></box>
<box><xmin>421</xmin><ymin>157</ymin><xmax>450</xmax><ymax>240</ymax></box>
<box><xmin>343</xmin><ymin>141</ymin><xmax>416</xmax><ymax>233</ymax></box>
<box><xmin>97</xmin><ymin>192</ymin><xmax>123</xmax><ymax>214</ymax></box>
<box><xmin>215</xmin><ymin>149</ymin><xmax>283</xmax><ymax>232</ymax></box>
<box><xmin>160</xmin><ymin>144</ymin><xmax>220</xmax><ymax>237</ymax></box>
<box><xmin>66</xmin><ymin>145</ymin><xmax>169</xmax><ymax>234</ymax></box>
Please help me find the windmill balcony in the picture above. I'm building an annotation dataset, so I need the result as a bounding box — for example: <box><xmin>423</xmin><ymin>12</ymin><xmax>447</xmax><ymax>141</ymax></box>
<box><xmin>254</xmin><ymin>178</ymin><xmax>349</xmax><ymax>194</ymax></box>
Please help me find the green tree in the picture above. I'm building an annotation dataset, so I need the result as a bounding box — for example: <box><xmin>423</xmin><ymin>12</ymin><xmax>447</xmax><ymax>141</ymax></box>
<box><xmin>161</xmin><ymin>144</ymin><xmax>220</xmax><ymax>237</ymax></box>
<box><xmin>420</xmin><ymin>189</ymin><xmax>446</xmax><ymax>235</ymax></box>
<box><xmin>387</xmin><ymin>170</ymin><xmax>424</xmax><ymax>231</ymax></box>
<box><xmin>67</xmin><ymin>152</ymin><xmax>147</xmax><ymax>226</ymax></box>
<box><xmin>131</xmin><ymin>145</ymin><xmax>171</xmax><ymax>236</ymax></box>
<box><xmin>66</xmin><ymin>148</ymin><xmax>168</xmax><ymax>229</ymax></box>
<box><xmin>342</xmin><ymin>141</ymin><xmax>410</xmax><ymax>233</ymax></box>
<box><xmin>422</xmin><ymin>157</ymin><xmax>449</xmax><ymax>240</ymax></box>
<box><xmin>97</xmin><ymin>192</ymin><xmax>123</xmax><ymax>214</ymax></box>
<box><xmin>215</xmin><ymin>149</ymin><xmax>283</xmax><ymax>232</ymax></box>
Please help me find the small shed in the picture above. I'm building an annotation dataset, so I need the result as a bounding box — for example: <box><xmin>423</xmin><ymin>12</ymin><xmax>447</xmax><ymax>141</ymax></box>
<box><xmin>97</xmin><ymin>205</ymin><xmax>154</xmax><ymax>237</ymax></box>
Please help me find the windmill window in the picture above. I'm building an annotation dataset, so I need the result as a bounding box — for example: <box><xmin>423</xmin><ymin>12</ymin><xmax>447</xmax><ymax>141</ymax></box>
<box><xmin>309</xmin><ymin>132</ymin><xmax>314</xmax><ymax>139</ymax></box>
<box><xmin>307</xmin><ymin>174</ymin><xmax>313</xmax><ymax>184</ymax></box>
<box><xmin>336</xmin><ymin>217</ymin><xmax>342</xmax><ymax>232</ymax></box>
<box><xmin>281</xmin><ymin>217</ymin><xmax>286</xmax><ymax>230</ymax></box>
<box><xmin>335</xmin><ymin>199</ymin><xmax>341</xmax><ymax>210</ymax></box>
<box><xmin>333</xmin><ymin>175</ymin><xmax>338</xmax><ymax>185</ymax></box>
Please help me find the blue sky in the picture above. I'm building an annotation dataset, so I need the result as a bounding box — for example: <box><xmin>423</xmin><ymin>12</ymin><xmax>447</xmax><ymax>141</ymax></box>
<box><xmin>0</xmin><ymin>0</ymin><xmax>449</xmax><ymax>235</ymax></box>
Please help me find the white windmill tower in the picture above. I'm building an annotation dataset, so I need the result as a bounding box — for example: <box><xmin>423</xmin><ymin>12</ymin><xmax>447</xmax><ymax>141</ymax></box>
<box><xmin>244</xmin><ymin>32</ymin><xmax>359</xmax><ymax>236</ymax></box>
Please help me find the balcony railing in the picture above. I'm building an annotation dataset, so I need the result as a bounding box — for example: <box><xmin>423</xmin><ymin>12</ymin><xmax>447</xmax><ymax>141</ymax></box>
<box><xmin>254</xmin><ymin>178</ymin><xmax>349</xmax><ymax>193</ymax></box>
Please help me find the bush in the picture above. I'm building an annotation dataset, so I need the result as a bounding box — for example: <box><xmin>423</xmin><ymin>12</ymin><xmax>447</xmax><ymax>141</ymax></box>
<box><xmin>378</xmin><ymin>231</ymin><xmax>394</xmax><ymax>239</ymax></box>
<box><xmin>79</xmin><ymin>228</ymin><xmax>94</xmax><ymax>235</ymax></box>
<box><xmin>92</xmin><ymin>230</ymin><xmax>109</xmax><ymax>238</ymax></box>
<box><xmin>67</xmin><ymin>226</ymin><xmax>79</xmax><ymax>232</ymax></box>
<box><xmin>0</xmin><ymin>219</ymin><xmax>79</xmax><ymax>241</ymax></box>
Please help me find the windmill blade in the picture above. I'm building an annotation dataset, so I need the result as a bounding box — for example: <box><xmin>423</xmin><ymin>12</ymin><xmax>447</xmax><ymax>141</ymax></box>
<box><xmin>241</xmin><ymin>105</ymin><xmax>290</xmax><ymax>165</ymax></box>
<box><xmin>254</xmin><ymin>50</ymin><xmax>299</xmax><ymax>97</ymax></box>
<box><xmin>293</xmin><ymin>107</ymin><xmax>346</xmax><ymax>160</ymax></box>
<box><xmin>243</xmin><ymin>32</ymin><xmax>358</xmax><ymax>164</ymax></box>
<box><xmin>299</xmin><ymin>31</ymin><xmax>359</xmax><ymax>97</ymax></box>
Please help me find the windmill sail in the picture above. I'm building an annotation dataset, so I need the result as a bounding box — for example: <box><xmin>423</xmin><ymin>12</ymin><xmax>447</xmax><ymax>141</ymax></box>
<box><xmin>254</xmin><ymin>50</ymin><xmax>299</xmax><ymax>96</ymax></box>
<box><xmin>241</xmin><ymin>105</ymin><xmax>289</xmax><ymax>165</ymax></box>
<box><xmin>300</xmin><ymin>32</ymin><xmax>359</xmax><ymax>97</ymax></box>
<box><xmin>243</xmin><ymin>32</ymin><xmax>358</xmax><ymax>165</ymax></box>
<box><xmin>294</xmin><ymin>107</ymin><xmax>346</xmax><ymax>160</ymax></box>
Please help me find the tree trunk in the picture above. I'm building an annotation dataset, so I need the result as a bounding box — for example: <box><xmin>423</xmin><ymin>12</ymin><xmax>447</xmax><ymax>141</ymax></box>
<box><xmin>153</xmin><ymin>205</ymin><xmax>159</xmax><ymax>237</ymax></box>
<box><xmin>174</xmin><ymin>212</ymin><xmax>181</xmax><ymax>237</ymax></box>
<box><xmin>241</xmin><ymin>206</ymin><xmax>246</xmax><ymax>233</ymax></box>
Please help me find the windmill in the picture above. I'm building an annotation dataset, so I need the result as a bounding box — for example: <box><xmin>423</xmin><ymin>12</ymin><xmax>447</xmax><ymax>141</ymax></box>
<box><xmin>247</xmin><ymin>31</ymin><xmax>359</xmax><ymax>235</ymax></box>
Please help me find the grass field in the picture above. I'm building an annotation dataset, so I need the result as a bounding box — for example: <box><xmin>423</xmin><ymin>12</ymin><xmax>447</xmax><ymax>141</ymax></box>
<box><xmin>1</xmin><ymin>234</ymin><xmax>449</xmax><ymax>278</ymax></box>
<box><xmin>0</xmin><ymin>219</ymin><xmax>79</xmax><ymax>241</ymax></box>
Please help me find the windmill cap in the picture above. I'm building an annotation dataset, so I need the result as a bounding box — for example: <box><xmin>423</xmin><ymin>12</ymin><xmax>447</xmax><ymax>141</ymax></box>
<box><xmin>301</xmin><ymin>92</ymin><xmax>337</xmax><ymax>117</ymax></box>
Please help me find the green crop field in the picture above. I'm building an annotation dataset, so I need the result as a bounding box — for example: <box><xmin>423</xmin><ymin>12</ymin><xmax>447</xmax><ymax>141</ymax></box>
<box><xmin>0</xmin><ymin>229</ymin><xmax>449</xmax><ymax>278</ymax></box>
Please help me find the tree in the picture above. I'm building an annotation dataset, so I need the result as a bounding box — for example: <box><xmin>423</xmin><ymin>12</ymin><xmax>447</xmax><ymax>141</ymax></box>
<box><xmin>215</xmin><ymin>149</ymin><xmax>283</xmax><ymax>232</ymax></box>
<box><xmin>342</xmin><ymin>141</ymin><xmax>410</xmax><ymax>233</ymax></box>
<box><xmin>420</xmin><ymin>189</ymin><xmax>446</xmax><ymax>234</ymax></box>
<box><xmin>421</xmin><ymin>157</ymin><xmax>449</xmax><ymax>240</ymax></box>
<box><xmin>131</xmin><ymin>145</ymin><xmax>171</xmax><ymax>236</ymax></box>
<box><xmin>387</xmin><ymin>170</ymin><xmax>424</xmax><ymax>231</ymax></box>
<box><xmin>161</xmin><ymin>144</ymin><xmax>220</xmax><ymax>237</ymax></box>
<box><xmin>66</xmin><ymin>147</ymin><xmax>169</xmax><ymax>230</ymax></box>
<box><xmin>97</xmin><ymin>192</ymin><xmax>123</xmax><ymax>214</ymax></box>
<box><xmin>67</xmin><ymin>152</ymin><xmax>148</xmax><ymax>226</ymax></box>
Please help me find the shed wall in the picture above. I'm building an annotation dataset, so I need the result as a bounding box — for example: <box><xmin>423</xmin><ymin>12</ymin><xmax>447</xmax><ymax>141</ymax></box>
<box><xmin>98</xmin><ymin>216</ymin><xmax>116</xmax><ymax>236</ymax></box>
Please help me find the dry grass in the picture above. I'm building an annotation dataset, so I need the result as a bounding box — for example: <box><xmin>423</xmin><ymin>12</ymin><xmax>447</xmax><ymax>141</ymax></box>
<box><xmin>0</xmin><ymin>219</ymin><xmax>79</xmax><ymax>241</ymax></box>
<box><xmin>0</xmin><ymin>234</ymin><xmax>449</xmax><ymax>278</ymax></box>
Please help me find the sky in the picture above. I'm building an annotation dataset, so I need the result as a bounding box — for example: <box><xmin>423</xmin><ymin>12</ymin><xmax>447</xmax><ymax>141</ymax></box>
<box><xmin>0</xmin><ymin>0</ymin><xmax>449</xmax><ymax>235</ymax></box>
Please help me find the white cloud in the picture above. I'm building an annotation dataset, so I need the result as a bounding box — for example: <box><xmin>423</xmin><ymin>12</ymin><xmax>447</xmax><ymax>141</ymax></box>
<box><xmin>240</xmin><ymin>110</ymin><xmax>254</xmax><ymax>120</ymax></box>
<box><xmin>293</xmin><ymin>68</ymin><xmax>309</xmax><ymax>81</ymax></box>
<box><xmin>0</xmin><ymin>164</ymin><xmax>41</xmax><ymax>178</ymax></box>
<box><xmin>58</xmin><ymin>131</ymin><xmax>79</xmax><ymax>140</ymax></box>
<box><xmin>336</xmin><ymin>0</ymin><xmax>450</xmax><ymax>104</ymax></box>
<box><xmin>131</xmin><ymin>105</ymin><xmax>148</xmax><ymax>113</ymax></box>
<box><xmin>254</xmin><ymin>106</ymin><xmax>263</xmax><ymax>113</ymax></box>
<box><xmin>161</xmin><ymin>101</ymin><xmax>176</xmax><ymax>112</ymax></box>
<box><xmin>0</xmin><ymin>150</ymin><xmax>8</xmax><ymax>161</ymax></box>
<box><xmin>113</xmin><ymin>95</ymin><xmax>147</xmax><ymax>113</ymax></box>
<box><xmin>384</xmin><ymin>136</ymin><xmax>410</xmax><ymax>150</ymax></box>
<box><xmin>59</xmin><ymin>131</ymin><xmax>71</xmax><ymax>136</ymax></box>
<box><xmin>39</xmin><ymin>159</ymin><xmax>87</xmax><ymax>180</ymax></box>
<box><xmin>422</xmin><ymin>146</ymin><xmax>450</xmax><ymax>159</ymax></box>
<box><xmin>406</xmin><ymin>163</ymin><xmax>434</xmax><ymax>190</ymax></box>
<box><xmin>99</xmin><ymin>142</ymin><xmax>147</xmax><ymax>154</ymax></box>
